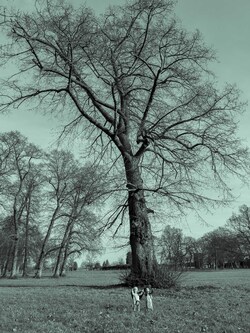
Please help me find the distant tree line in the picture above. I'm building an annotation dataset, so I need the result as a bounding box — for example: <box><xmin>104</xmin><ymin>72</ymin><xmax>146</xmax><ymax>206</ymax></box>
<box><xmin>158</xmin><ymin>207</ymin><xmax>250</xmax><ymax>270</ymax></box>
<box><xmin>0</xmin><ymin>131</ymin><xmax>110</xmax><ymax>278</ymax></box>
<box><xmin>82</xmin><ymin>256</ymin><xmax>130</xmax><ymax>271</ymax></box>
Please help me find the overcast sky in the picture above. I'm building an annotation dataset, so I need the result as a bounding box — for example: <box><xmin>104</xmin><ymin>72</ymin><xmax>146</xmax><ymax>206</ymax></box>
<box><xmin>0</xmin><ymin>0</ymin><xmax>250</xmax><ymax>261</ymax></box>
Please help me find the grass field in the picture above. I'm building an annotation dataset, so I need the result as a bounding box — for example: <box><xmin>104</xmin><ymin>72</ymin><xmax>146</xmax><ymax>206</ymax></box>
<box><xmin>0</xmin><ymin>269</ymin><xmax>249</xmax><ymax>333</ymax></box>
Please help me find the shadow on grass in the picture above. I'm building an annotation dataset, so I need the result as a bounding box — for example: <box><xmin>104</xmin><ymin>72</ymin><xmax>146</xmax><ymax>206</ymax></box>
<box><xmin>191</xmin><ymin>285</ymin><xmax>220</xmax><ymax>290</ymax></box>
<box><xmin>78</xmin><ymin>283</ymin><xmax>126</xmax><ymax>289</ymax></box>
<box><xmin>0</xmin><ymin>283</ymin><xmax>126</xmax><ymax>289</ymax></box>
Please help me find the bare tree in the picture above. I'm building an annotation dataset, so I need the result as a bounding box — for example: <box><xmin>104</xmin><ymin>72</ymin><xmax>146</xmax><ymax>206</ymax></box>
<box><xmin>200</xmin><ymin>227</ymin><xmax>245</xmax><ymax>269</ymax></box>
<box><xmin>0</xmin><ymin>0</ymin><xmax>249</xmax><ymax>282</ymax></box>
<box><xmin>59</xmin><ymin>210</ymin><xmax>101</xmax><ymax>276</ymax></box>
<box><xmin>0</xmin><ymin>220</ymin><xmax>44</xmax><ymax>277</ymax></box>
<box><xmin>158</xmin><ymin>225</ymin><xmax>184</xmax><ymax>269</ymax></box>
<box><xmin>52</xmin><ymin>165</ymin><xmax>106</xmax><ymax>278</ymax></box>
<box><xmin>34</xmin><ymin>149</ymin><xmax>77</xmax><ymax>278</ymax></box>
<box><xmin>21</xmin><ymin>167</ymin><xmax>44</xmax><ymax>277</ymax></box>
<box><xmin>0</xmin><ymin>216</ymin><xmax>14</xmax><ymax>277</ymax></box>
<box><xmin>226</xmin><ymin>205</ymin><xmax>250</xmax><ymax>255</ymax></box>
<box><xmin>182</xmin><ymin>236</ymin><xmax>198</xmax><ymax>268</ymax></box>
<box><xmin>0</xmin><ymin>132</ymin><xmax>42</xmax><ymax>278</ymax></box>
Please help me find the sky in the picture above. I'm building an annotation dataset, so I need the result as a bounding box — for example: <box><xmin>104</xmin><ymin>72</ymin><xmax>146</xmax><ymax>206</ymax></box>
<box><xmin>0</xmin><ymin>0</ymin><xmax>250</xmax><ymax>262</ymax></box>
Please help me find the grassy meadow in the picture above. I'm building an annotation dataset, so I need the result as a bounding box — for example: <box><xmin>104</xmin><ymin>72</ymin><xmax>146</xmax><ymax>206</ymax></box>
<box><xmin>0</xmin><ymin>269</ymin><xmax>250</xmax><ymax>333</ymax></box>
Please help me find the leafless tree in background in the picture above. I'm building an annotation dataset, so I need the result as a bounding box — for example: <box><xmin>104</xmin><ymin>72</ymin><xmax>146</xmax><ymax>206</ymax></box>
<box><xmin>0</xmin><ymin>132</ymin><xmax>42</xmax><ymax>277</ymax></box>
<box><xmin>227</xmin><ymin>205</ymin><xmax>250</xmax><ymax>255</ymax></box>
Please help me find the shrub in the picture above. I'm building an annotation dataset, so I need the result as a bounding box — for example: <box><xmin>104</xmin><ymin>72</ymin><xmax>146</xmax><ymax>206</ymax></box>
<box><xmin>151</xmin><ymin>265</ymin><xmax>183</xmax><ymax>289</ymax></box>
<box><xmin>119</xmin><ymin>265</ymin><xmax>183</xmax><ymax>289</ymax></box>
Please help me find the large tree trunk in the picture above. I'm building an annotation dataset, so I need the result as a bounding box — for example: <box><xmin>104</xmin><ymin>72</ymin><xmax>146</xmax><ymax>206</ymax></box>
<box><xmin>53</xmin><ymin>218</ymin><xmax>74</xmax><ymax>278</ymax></box>
<box><xmin>59</xmin><ymin>250</ymin><xmax>67</xmax><ymax>277</ymax></box>
<box><xmin>34</xmin><ymin>261</ymin><xmax>44</xmax><ymax>278</ymax></box>
<box><xmin>9</xmin><ymin>236</ymin><xmax>19</xmax><ymax>278</ymax></box>
<box><xmin>52</xmin><ymin>253</ymin><xmax>61</xmax><ymax>278</ymax></box>
<box><xmin>53</xmin><ymin>241</ymin><xmax>66</xmax><ymax>278</ymax></box>
<box><xmin>22</xmin><ymin>198</ymin><xmax>31</xmax><ymax>277</ymax></box>
<box><xmin>1</xmin><ymin>245</ymin><xmax>13</xmax><ymax>278</ymax></box>
<box><xmin>34</xmin><ymin>239</ymin><xmax>47</xmax><ymax>278</ymax></box>
<box><xmin>34</xmin><ymin>207</ymin><xmax>60</xmax><ymax>278</ymax></box>
<box><xmin>59</xmin><ymin>233</ymin><xmax>71</xmax><ymax>277</ymax></box>
<box><xmin>9</xmin><ymin>207</ymin><xmax>20</xmax><ymax>279</ymax></box>
<box><xmin>124</xmin><ymin>155</ymin><xmax>157</xmax><ymax>281</ymax></box>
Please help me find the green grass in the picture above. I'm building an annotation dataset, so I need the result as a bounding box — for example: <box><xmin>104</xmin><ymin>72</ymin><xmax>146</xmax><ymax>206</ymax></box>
<box><xmin>0</xmin><ymin>269</ymin><xmax>250</xmax><ymax>333</ymax></box>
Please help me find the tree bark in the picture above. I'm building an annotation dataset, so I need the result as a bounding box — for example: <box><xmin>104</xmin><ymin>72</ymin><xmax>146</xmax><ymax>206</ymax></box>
<box><xmin>9</xmin><ymin>236</ymin><xmax>19</xmax><ymax>278</ymax></box>
<box><xmin>34</xmin><ymin>206</ymin><xmax>60</xmax><ymax>278</ymax></box>
<box><xmin>52</xmin><ymin>225</ymin><xmax>70</xmax><ymax>278</ymax></box>
<box><xmin>59</xmin><ymin>247</ymin><xmax>68</xmax><ymax>277</ymax></box>
<box><xmin>53</xmin><ymin>213</ymin><xmax>76</xmax><ymax>277</ymax></box>
<box><xmin>59</xmin><ymin>234</ymin><xmax>71</xmax><ymax>277</ymax></box>
<box><xmin>22</xmin><ymin>196</ymin><xmax>31</xmax><ymax>277</ymax></box>
<box><xmin>123</xmin><ymin>155</ymin><xmax>157</xmax><ymax>281</ymax></box>
<box><xmin>1</xmin><ymin>245</ymin><xmax>13</xmax><ymax>277</ymax></box>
